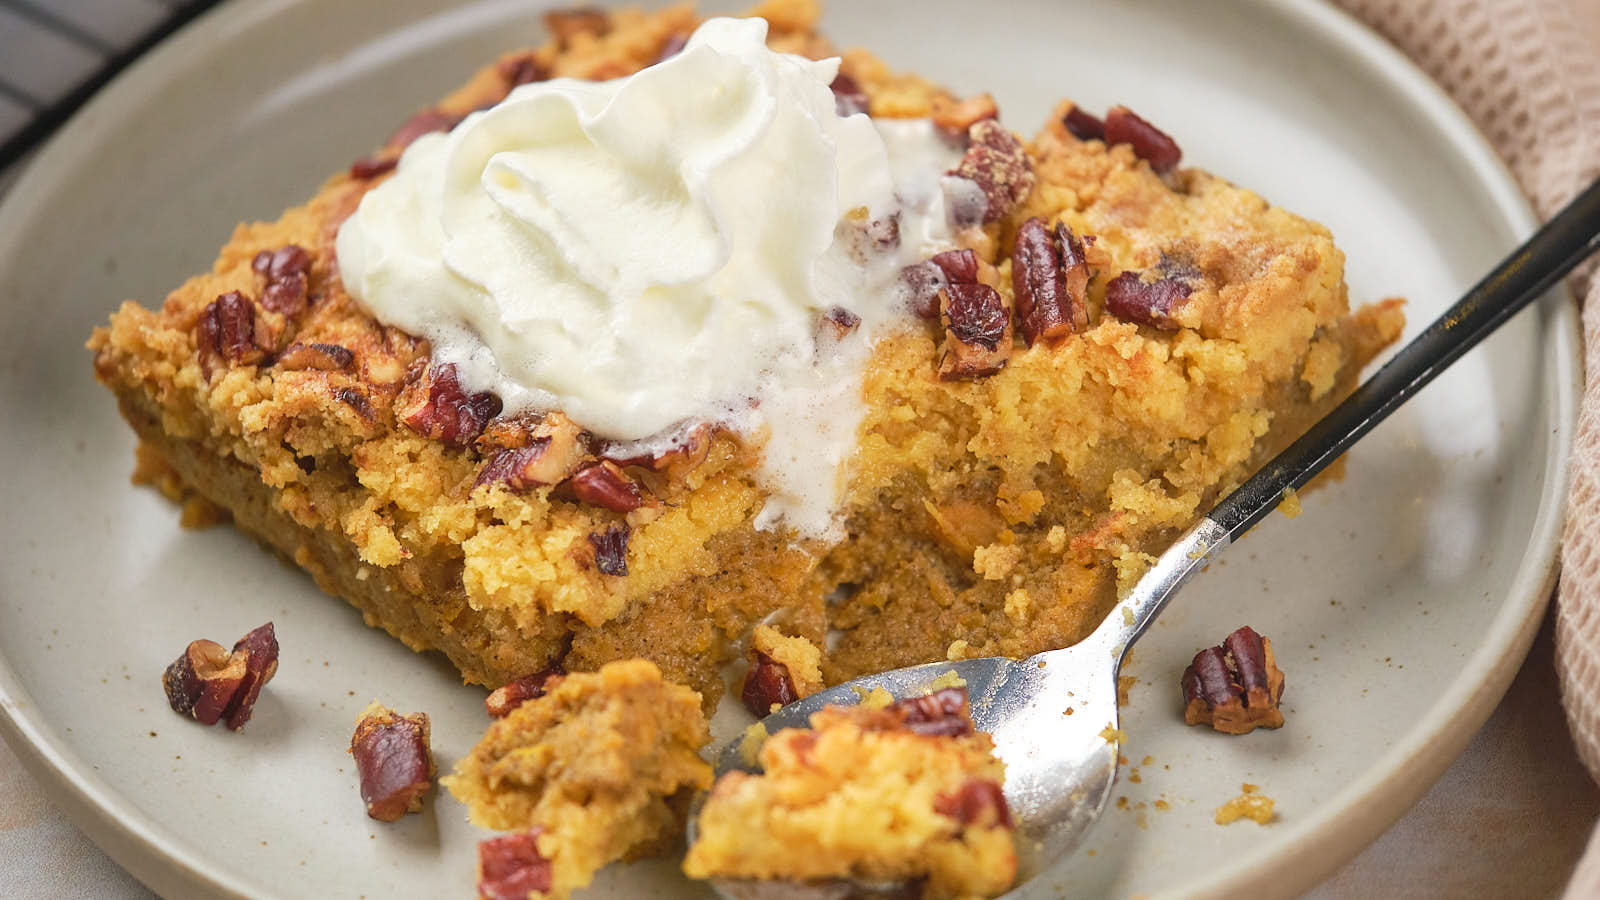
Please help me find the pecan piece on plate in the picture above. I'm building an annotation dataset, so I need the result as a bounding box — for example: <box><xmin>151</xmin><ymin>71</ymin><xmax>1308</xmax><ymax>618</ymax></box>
<box><xmin>1104</xmin><ymin>105</ymin><xmax>1183</xmax><ymax>174</ymax></box>
<box><xmin>934</xmin><ymin>777</ymin><xmax>1013</xmax><ymax>829</ymax></box>
<box><xmin>478</xmin><ymin>830</ymin><xmax>554</xmax><ymax>900</ymax></box>
<box><xmin>161</xmin><ymin>621</ymin><xmax>278</xmax><ymax>731</ymax></box>
<box><xmin>740</xmin><ymin>650</ymin><xmax>800</xmax><ymax>717</ymax></box>
<box><xmin>588</xmin><ymin>524</ymin><xmax>630</xmax><ymax>576</ymax></box>
<box><xmin>396</xmin><ymin>362</ymin><xmax>503</xmax><ymax>447</ymax></box>
<box><xmin>1181</xmin><ymin>626</ymin><xmax>1286</xmax><ymax>734</ymax></box>
<box><xmin>891</xmin><ymin>686</ymin><xmax>975</xmax><ymax>737</ymax></box>
<box><xmin>938</xmin><ymin>282</ymin><xmax>1012</xmax><ymax>381</ymax></box>
<box><xmin>1104</xmin><ymin>270</ymin><xmax>1191</xmax><ymax>330</ymax></box>
<box><xmin>946</xmin><ymin>119</ymin><xmax>1035</xmax><ymax>224</ymax></box>
<box><xmin>350</xmin><ymin>702</ymin><xmax>434</xmax><ymax>822</ymax></box>
<box><xmin>485</xmin><ymin>665</ymin><xmax>567</xmax><ymax>719</ymax></box>
<box><xmin>1011</xmin><ymin>216</ymin><xmax>1091</xmax><ymax>345</ymax></box>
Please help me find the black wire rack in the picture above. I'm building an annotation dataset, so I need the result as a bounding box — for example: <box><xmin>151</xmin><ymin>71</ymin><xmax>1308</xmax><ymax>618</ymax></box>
<box><xmin>0</xmin><ymin>0</ymin><xmax>225</xmax><ymax>174</ymax></box>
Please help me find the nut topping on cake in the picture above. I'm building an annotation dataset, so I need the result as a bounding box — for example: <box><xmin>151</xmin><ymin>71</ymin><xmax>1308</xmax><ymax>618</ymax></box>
<box><xmin>196</xmin><ymin>291</ymin><xmax>266</xmax><ymax>375</ymax></box>
<box><xmin>497</xmin><ymin>53</ymin><xmax>548</xmax><ymax>90</ymax></box>
<box><xmin>828</xmin><ymin>72</ymin><xmax>869</xmax><ymax>117</ymax></box>
<box><xmin>741</xmin><ymin>649</ymin><xmax>800</xmax><ymax>716</ymax></box>
<box><xmin>350</xmin><ymin>702</ymin><xmax>435</xmax><ymax>822</ymax></box>
<box><xmin>1011</xmin><ymin>217</ymin><xmax>1090</xmax><ymax>345</ymax></box>
<box><xmin>1104</xmin><ymin>270</ymin><xmax>1190</xmax><ymax>330</ymax></box>
<box><xmin>1061</xmin><ymin>104</ymin><xmax>1106</xmax><ymax>141</ymax></box>
<box><xmin>276</xmin><ymin>342</ymin><xmax>354</xmax><ymax>371</ymax></box>
<box><xmin>569</xmin><ymin>460</ymin><xmax>644</xmax><ymax>513</ymax></box>
<box><xmin>161</xmin><ymin>622</ymin><xmax>278</xmax><ymax>731</ymax></box>
<box><xmin>485</xmin><ymin>665</ymin><xmax>567</xmax><ymax>719</ymax></box>
<box><xmin>947</xmin><ymin>120</ymin><xmax>1035</xmax><ymax>224</ymax></box>
<box><xmin>931</xmin><ymin>92</ymin><xmax>999</xmax><ymax>136</ymax></box>
<box><xmin>939</xmin><ymin>283</ymin><xmax>1012</xmax><ymax>381</ymax></box>
<box><xmin>396</xmin><ymin>363</ymin><xmax>503</xmax><ymax>447</ymax></box>
<box><xmin>252</xmin><ymin>245</ymin><xmax>312</xmax><ymax>316</ymax></box>
<box><xmin>478</xmin><ymin>830</ymin><xmax>554</xmax><ymax>900</ymax></box>
<box><xmin>543</xmin><ymin>6</ymin><xmax>610</xmax><ymax>45</ymax></box>
<box><xmin>588</xmin><ymin>524</ymin><xmax>630</xmax><ymax>576</ymax></box>
<box><xmin>1104</xmin><ymin>105</ymin><xmax>1182</xmax><ymax>174</ymax></box>
<box><xmin>1181</xmin><ymin>626</ymin><xmax>1286</xmax><ymax>734</ymax></box>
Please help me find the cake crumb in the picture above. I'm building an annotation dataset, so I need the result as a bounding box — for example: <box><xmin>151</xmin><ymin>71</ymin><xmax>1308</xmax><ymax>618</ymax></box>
<box><xmin>739</xmin><ymin>722</ymin><xmax>769</xmax><ymax>768</ymax></box>
<box><xmin>946</xmin><ymin>640</ymin><xmax>971</xmax><ymax>661</ymax></box>
<box><xmin>927</xmin><ymin>669</ymin><xmax>968</xmax><ymax>691</ymax></box>
<box><xmin>1278</xmin><ymin>487</ymin><xmax>1302</xmax><ymax>519</ymax></box>
<box><xmin>1214</xmin><ymin>786</ymin><xmax>1275</xmax><ymax>825</ymax></box>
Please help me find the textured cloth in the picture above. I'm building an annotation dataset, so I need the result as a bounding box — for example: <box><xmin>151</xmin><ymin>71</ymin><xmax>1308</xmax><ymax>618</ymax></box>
<box><xmin>1329</xmin><ymin>0</ymin><xmax>1600</xmax><ymax>896</ymax></box>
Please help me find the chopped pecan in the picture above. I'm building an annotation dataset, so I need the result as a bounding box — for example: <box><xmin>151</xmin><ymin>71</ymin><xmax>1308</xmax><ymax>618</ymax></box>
<box><xmin>497</xmin><ymin>53</ymin><xmax>547</xmax><ymax>89</ymax></box>
<box><xmin>934</xmin><ymin>777</ymin><xmax>1013</xmax><ymax>829</ymax></box>
<box><xmin>569</xmin><ymin>460</ymin><xmax>643</xmax><ymax>512</ymax></box>
<box><xmin>224</xmin><ymin>623</ymin><xmax>279</xmax><ymax>731</ymax></box>
<box><xmin>350</xmin><ymin>702</ymin><xmax>434</xmax><ymax>822</ymax></box>
<box><xmin>196</xmin><ymin>291</ymin><xmax>265</xmax><ymax>374</ymax></box>
<box><xmin>334</xmin><ymin>386</ymin><xmax>375</xmax><ymax>421</ymax></box>
<box><xmin>931</xmin><ymin>92</ymin><xmax>998</xmax><ymax>136</ymax></box>
<box><xmin>348</xmin><ymin>155</ymin><xmax>397</xmax><ymax>180</ymax></box>
<box><xmin>1181</xmin><ymin>626</ymin><xmax>1285</xmax><ymax>735</ymax></box>
<box><xmin>1062</xmin><ymin>104</ymin><xmax>1106</xmax><ymax>142</ymax></box>
<box><xmin>252</xmin><ymin>244</ymin><xmax>310</xmax><ymax>320</ymax></box>
<box><xmin>1011</xmin><ymin>217</ymin><xmax>1090</xmax><ymax>345</ymax></box>
<box><xmin>598</xmin><ymin>423</ymin><xmax>712</xmax><ymax>474</ymax></box>
<box><xmin>276</xmin><ymin>342</ymin><xmax>354</xmax><ymax>371</ymax></box>
<box><xmin>1103</xmin><ymin>105</ymin><xmax>1182</xmax><ymax>174</ymax></box>
<box><xmin>162</xmin><ymin>640</ymin><xmax>245</xmax><ymax>727</ymax></box>
<box><xmin>543</xmin><ymin>6</ymin><xmax>609</xmax><ymax>45</ymax></box>
<box><xmin>396</xmin><ymin>363</ymin><xmax>502</xmax><ymax>447</ymax></box>
<box><xmin>478</xmin><ymin>830</ymin><xmax>554</xmax><ymax>900</ymax></box>
<box><xmin>588</xmin><ymin>524</ymin><xmax>630</xmax><ymax>576</ymax></box>
<box><xmin>475</xmin><ymin>412</ymin><xmax>543</xmax><ymax>453</ymax></box>
<box><xmin>386</xmin><ymin>109</ymin><xmax>464</xmax><ymax>150</ymax></box>
<box><xmin>900</xmin><ymin>260</ymin><xmax>947</xmax><ymax>319</ymax></box>
<box><xmin>741</xmin><ymin>650</ymin><xmax>799</xmax><ymax>717</ymax></box>
<box><xmin>1104</xmin><ymin>270</ymin><xmax>1190</xmax><ymax>330</ymax></box>
<box><xmin>816</xmin><ymin>306</ymin><xmax>862</xmax><ymax>343</ymax></box>
<box><xmin>931</xmin><ymin>248</ymin><xmax>980</xmax><ymax>285</ymax></box>
<box><xmin>938</xmin><ymin>283</ymin><xmax>1011</xmax><ymax>381</ymax></box>
<box><xmin>829</xmin><ymin>72</ymin><xmax>869</xmax><ymax>117</ymax></box>
<box><xmin>655</xmin><ymin>31</ymin><xmax>689</xmax><ymax>64</ymax></box>
<box><xmin>475</xmin><ymin>412</ymin><xmax>588</xmax><ymax>492</ymax></box>
<box><xmin>946</xmin><ymin>120</ymin><xmax>1035</xmax><ymax>224</ymax></box>
<box><xmin>891</xmin><ymin>686</ymin><xmax>975</xmax><ymax>737</ymax></box>
<box><xmin>161</xmin><ymin>622</ymin><xmax>277</xmax><ymax>731</ymax></box>
<box><xmin>861</xmin><ymin>214</ymin><xmax>900</xmax><ymax>252</ymax></box>
<box><xmin>485</xmin><ymin>665</ymin><xmax>566</xmax><ymax>718</ymax></box>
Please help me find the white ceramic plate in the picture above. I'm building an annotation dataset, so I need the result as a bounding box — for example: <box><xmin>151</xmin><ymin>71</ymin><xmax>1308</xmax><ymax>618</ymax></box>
<box><xmin>0</xmin><ymin>0</ymin><xmax>1578</xmax><ymax>898</ymax></box>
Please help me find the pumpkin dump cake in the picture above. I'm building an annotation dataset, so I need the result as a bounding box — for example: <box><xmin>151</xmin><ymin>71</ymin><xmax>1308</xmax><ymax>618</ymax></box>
<box><xmin>444</xmin><ymin>659</ymin><xmax>711</xmax><ymax>899</ymax></box>
<box><xmin>89</xmin><ymin>0</ymin><xmax>1402</xmax><ymax>720</ymax></box>
<box><xmin>685</xmin><ymin>686</ymin><xmax>1016</xmax><ymax>898</ymax></box>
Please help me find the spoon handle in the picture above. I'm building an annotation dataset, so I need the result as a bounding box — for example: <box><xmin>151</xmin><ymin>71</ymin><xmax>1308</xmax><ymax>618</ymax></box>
<box><xmin>1099</xmin><ymin>176</ymin><xmax>1600</xmax><ymax>654</ymax></box>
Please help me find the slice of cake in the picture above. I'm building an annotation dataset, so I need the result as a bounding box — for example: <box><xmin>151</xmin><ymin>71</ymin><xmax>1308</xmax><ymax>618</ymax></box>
<box><xmin>444</xmin><ymin>659</ymin><xmax>712</xmax><ymax>899</ymax></box>
<box><xmin>685</xmin><ymin>686</ymin><xmax>1016</xmax><ymax>898</ymax></box>
<box><xmin>88</xmin><ymin>0</ymin><xmax>1401</xmax><ymax>720</ymax></box>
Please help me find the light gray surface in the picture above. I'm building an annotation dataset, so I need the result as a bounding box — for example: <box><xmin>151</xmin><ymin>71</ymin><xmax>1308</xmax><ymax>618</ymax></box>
<box><xmin>0</xmin><ymin>0</ymin><xmax>1582</xmax><ymax>898</ymax></box>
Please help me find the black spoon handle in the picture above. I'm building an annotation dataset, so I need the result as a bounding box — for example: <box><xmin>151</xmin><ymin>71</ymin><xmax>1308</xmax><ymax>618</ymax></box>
<box><xmin>1210</xmin><ymin>177</ymin><xmax>1600</xmax><ymax>541</ymax></box>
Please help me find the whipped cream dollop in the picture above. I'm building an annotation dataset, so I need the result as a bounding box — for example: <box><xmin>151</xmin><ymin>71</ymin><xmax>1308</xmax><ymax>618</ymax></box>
<box><xmin>337</xmin><ymin>16</ymin><xmax>966</xmax><ymax>540</ymax></box>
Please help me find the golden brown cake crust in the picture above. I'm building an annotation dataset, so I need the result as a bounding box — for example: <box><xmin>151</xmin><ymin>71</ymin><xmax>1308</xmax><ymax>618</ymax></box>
<box><xmin>88</xmin><ymin>0</ymin><xmax>1403</xmax><ymax>713</ymax></box>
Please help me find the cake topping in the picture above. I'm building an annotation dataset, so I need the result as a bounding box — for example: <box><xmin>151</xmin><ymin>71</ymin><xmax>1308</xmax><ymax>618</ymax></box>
<box><xmin>485</xmin><ymin>665</ymin><xmax>567</xmax><ymax>719</ymax></box>
<box><xmin>1104</xmin><ymin>270</ymin><xmax>1190</xmax><ymax>330</ymax></box>
<box><xmin>1011</xmin><ymin>217</ymin><xmax>1090</xmax><ymax>345</ymax></box>
<box><xmin>946</xmin><ymin>119</ymin><xmax>1035</xmax><ymax>224</ymax></box>
<box><xmin>337</xmin><ymin>17</ymin><xmax>971</xmax><ymax>541</ymax></box>
<box><xmin>196</xmin><ymin>291</ymin><xmax>265</xmax><ymax>375</ymax></box>
<box><xmin>396</xmin><ymin>363</ymin><xmax>502</xmax><ymax>448</ymax></box>
<box><xmin>478</xmin><ymin>831</ymin><xmax>554</xmax><ymax>900</ymax></box>
<box><xmin>741</xmin><ymin>649</ymin><xmax>800</xmax><ymax>716</ymax></box>
<box><xmin>1103</xmin><ymin>105</ymin><xmax>1182</xmax><ymax>173</ymax></box>
<box><xmin>588</xmin><ymin>524</ymin><xmax>630</xmax><ymax>576</ymax></box>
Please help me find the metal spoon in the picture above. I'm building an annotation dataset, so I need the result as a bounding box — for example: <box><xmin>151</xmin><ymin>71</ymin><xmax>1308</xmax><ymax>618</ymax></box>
<box><xmin>695</xmin><ymin>176</ymin><xmax>1600</xmax><ymax>899</ymax></box>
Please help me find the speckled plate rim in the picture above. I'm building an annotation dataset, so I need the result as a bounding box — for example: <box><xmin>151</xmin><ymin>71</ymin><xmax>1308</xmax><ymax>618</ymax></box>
<box><xmin>0</xmin><ymin>0</ymin><xmax>1580</xmax><ymax>898</ymax></box>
